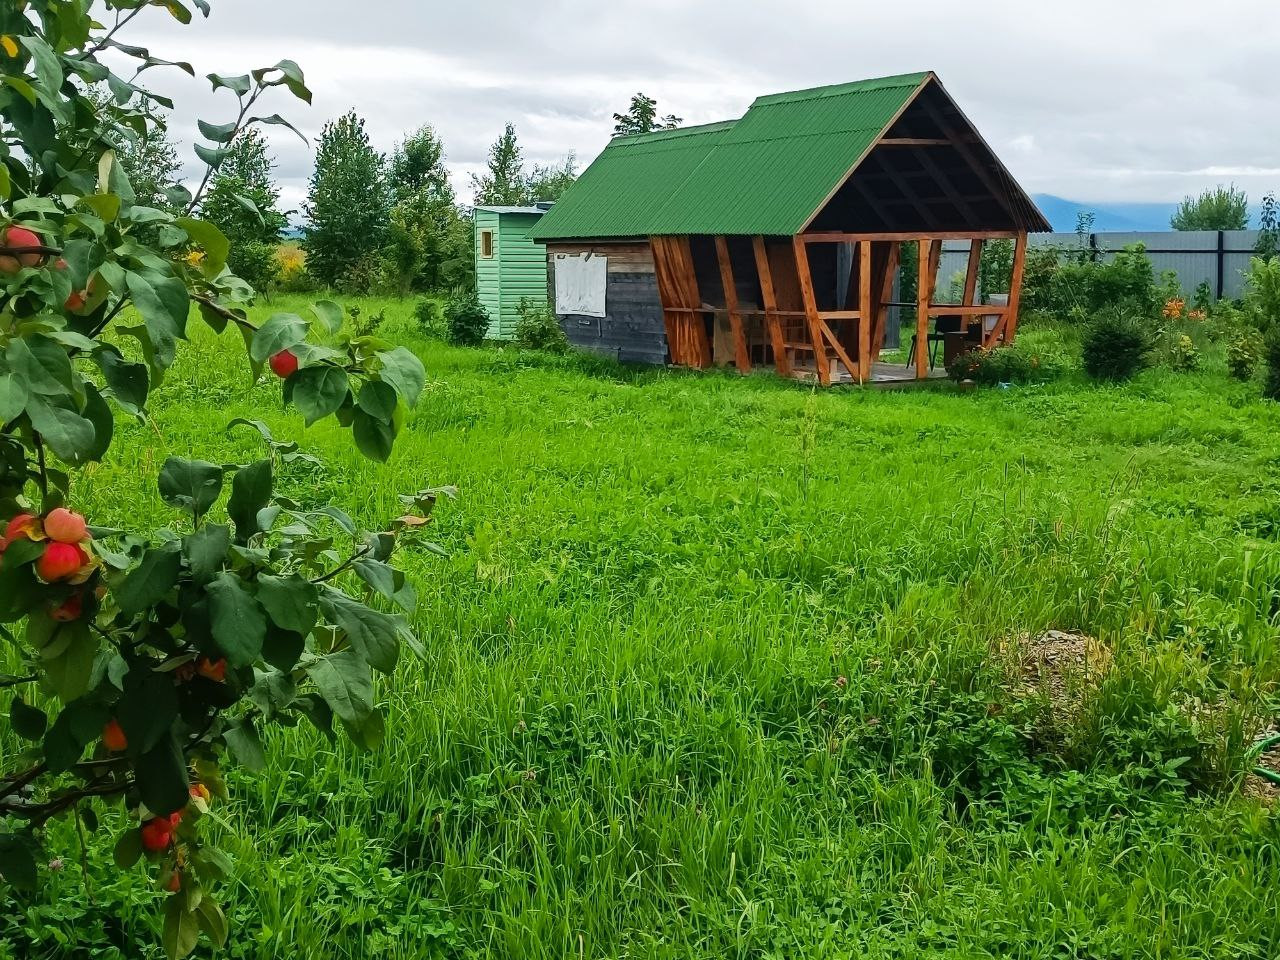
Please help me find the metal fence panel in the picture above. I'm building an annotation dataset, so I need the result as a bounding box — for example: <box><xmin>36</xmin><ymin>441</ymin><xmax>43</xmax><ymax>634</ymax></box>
<box><xmin>932</xmin><ymin>230</ymin><xmax>1266</xmax><ymax>304</ymax></box>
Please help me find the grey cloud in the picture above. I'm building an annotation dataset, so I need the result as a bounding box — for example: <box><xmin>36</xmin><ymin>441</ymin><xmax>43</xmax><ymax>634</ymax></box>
<box><xmin>123</xmin><ymin>0</ymin><xmax>1277</xmax><ymax>210</ymax></box>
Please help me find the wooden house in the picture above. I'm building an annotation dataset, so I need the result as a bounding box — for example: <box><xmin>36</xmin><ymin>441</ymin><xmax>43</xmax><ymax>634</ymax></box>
<box><xmin>474</xmin><ymin>205</ymin><xmax>550</xmax><ymax>340</ymax></box>
<box><xmin>529</xmin><ymin>72</ymin><xmax>1050</xmax><ymax>384</ymax></box>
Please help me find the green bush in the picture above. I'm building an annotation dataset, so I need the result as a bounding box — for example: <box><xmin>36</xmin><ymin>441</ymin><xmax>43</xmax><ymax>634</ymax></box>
<box><xmin>1081</xmin><ymin>310</ymin><xmax>1153</xmax><ymax>381</ymax></box>
<box><xmin>414</xmin><ymin>297</ymin><xmax>445</xmax><ymax>337</ymax></box>
<box><xmin>1263</xmin><ymin>329</ymin><xmax>1280</xmax><ymax>400</ymax></box>
<box><xmin>1166</xmin><ymin>333</ymin><xmax>1200</xmax><ymax>373</ymax></box>
<box><xmin>1226</xmin><ymin>329</ymin><xmax>1263</xmax><ymax>380</ymax></box>
<box><xmin>1245</xmin><ymin>256</ymin><xmax>1280</xmax><ymax>331</ymax></box>
<box><xmin>445</xmin><ymin>289</ymin><xmax>491</xmax><ymax>346</ymax></box>
<box><xmin>945</xmin><ymin>345</ymin><xmax>1055</xmax><ymax>386</ymax></box>
<box><xmin>1024</xmin><ymin>244</ymin><xmax>1161</xmax><ymax>320</ymax></box>
<box><xmin>515</xmin><ymin>298</ymin><xmax>569</xmax><ymax>352</ymax></box>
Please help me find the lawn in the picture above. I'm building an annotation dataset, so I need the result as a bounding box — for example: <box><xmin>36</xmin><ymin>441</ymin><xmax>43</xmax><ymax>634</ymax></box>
<box><xmin>4</xmin><ymin>295</ymin><xmax>1280</xmax><ymax>958</ymax></box>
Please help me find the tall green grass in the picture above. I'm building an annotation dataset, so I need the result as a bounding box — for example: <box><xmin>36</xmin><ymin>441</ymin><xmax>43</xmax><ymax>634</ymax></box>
<box><xmin>3</xmin><ymin>297</ymin><xmax>1279</xmax><ymax>958</ymax></box>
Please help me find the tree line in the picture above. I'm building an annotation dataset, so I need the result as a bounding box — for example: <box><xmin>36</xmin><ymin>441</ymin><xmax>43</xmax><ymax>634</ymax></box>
<box><xmin>105</xmin><ymin>92</ymin><xmax>682</xmax><ymax>299</ymax></box>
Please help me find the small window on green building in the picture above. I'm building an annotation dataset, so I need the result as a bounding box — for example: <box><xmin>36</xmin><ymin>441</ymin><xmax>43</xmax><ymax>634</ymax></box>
<box><xmin>480</xmin><ymin>230</ymin><xmax>494</xmax><ymax>259</ymax></box>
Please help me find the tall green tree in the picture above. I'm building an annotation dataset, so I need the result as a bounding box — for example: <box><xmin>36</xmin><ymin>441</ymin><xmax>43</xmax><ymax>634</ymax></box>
<box><xmin>383</xmin><ymin>125</ymin><xmax>472</xmax><ymax>293</ymax></box>
<box><xmin>1171</xmin><ymin>184</ymin><xmax>1249</xmax><ymax>231</ymax></box>
<box><xmin>470</xmin><ymin>123</ymin><xmax>528</xmax><ymax>206</ymax></box>
<box><xmin>303</xmin><ymin>110</ymin><xmax>390</xmax><ymax>290</ymax></box>
<box><xmin>612</xmin><ymin>93</ymin><xmax>682</xmax><ymax>136</ymax></box>
<box><xmin>201</xmin><ymin>129</ymin><xmax>288</xmax><ymax>293</ymax></box>
<box><xmin>527</xmin><ymin>153</ymin><xmax>578</xmax><ymax>202</ymax></box>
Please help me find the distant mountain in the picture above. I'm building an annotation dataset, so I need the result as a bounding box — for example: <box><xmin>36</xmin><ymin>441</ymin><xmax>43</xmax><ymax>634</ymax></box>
<box><xmin>1032</xmin><ymin>195</ymin><xmax>1180</xmax><ymax>233</ymax></box>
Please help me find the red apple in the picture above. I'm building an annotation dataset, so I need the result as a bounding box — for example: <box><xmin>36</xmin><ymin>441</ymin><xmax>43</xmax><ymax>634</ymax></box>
<box><xmin>35</xmin><ymin>542</ymin><xmax>88</xmax><ymax>582</ymax></box>
<box><xmin>44</xmin><ymin>507</ymin><xmax>88</xmax><ymax>544</ymax></box>
<box><xmin>0</xmin><ymin>226</ymin><xmax>46</xmax><ymax>273</ymax></box>
<box><xmin>269</xmin><ymin>349</ymin><xmax>299</xmax><ymax>378</ymax></box>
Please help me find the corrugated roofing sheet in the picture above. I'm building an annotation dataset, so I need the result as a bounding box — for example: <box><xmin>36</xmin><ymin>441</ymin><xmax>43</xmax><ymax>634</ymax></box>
<box><xmin>530</xmin><ymin>72</ymin><xmax>929</xmax><ymax>240</ymax></box>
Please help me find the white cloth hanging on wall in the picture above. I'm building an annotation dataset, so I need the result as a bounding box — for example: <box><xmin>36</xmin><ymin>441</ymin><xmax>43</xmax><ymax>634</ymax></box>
<box><xmin>554</xmin><ymin>253</ymin><xmax>608</xmax><ymax>318</ymax></box>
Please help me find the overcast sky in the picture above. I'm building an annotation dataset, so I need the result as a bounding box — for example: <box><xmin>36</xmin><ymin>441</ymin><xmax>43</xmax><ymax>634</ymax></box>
<box><xmin>125</xmin><ymin>0</ymin><xmax>1280</xmax><ymax>219</ymax></box>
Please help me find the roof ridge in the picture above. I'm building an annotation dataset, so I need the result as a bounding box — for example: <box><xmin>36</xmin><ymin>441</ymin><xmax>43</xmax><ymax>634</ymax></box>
<box><xmin>610</xmin><ymin>119</ymin><xmax>739</xmax><ymax>145</ymax></box>
<box><xmin>750</xmin><ymin>71</ymin><xmax>931</xmax><ymax>107</ymax></box>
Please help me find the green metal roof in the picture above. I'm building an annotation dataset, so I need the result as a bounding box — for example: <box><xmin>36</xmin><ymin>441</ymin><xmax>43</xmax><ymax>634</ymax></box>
<box><xmin>530</xmin><ymin>72</ymin><xmax>930</xmax><ymax>240</ymax></box>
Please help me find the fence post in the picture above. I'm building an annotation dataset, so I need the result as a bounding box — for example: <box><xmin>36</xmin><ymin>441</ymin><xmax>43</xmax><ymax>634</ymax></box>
<box><xmin>1216</xmin><ymin>231</ymin><xmax>1225</xmax><ymax>299</ymax></box>
<box><xmin>1089</xmin><ymin>232</ymin><xmax>1099</xmax><ymax>263</ymax></box>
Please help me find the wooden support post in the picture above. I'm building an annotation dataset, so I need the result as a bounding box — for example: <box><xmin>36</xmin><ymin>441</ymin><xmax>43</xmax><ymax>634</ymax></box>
<box><xmin>858</xmin><ymin>240</ymin><xmax>872</xmax><ymax>383</ymax></box>
<box><xmin>753</xmin><ymin>237</ymin><xmax>790</xmax><ymax>377</ymax></box>
<box><xmin>961</xmin><ymin>239</ymin><xmax>982</xmax><ymax>335</ymax></box>
<box><xmin>819</xmin><ymin>320</ymin><xmax>859</xmax><ymax>381</ymax></box>
<box><xmin>1005</xmin><ymin>232</ymin><xmax>1028</xmax><ymax>343</ymax></box>
<box><xmin>916</xmin><ymin>238</ymin><xmax>932</xmax><ymax>380</ymax></box>
<box><xmin>927</xmin><ymin>240</ymin><xmax>942</xmax><ymax>301</ymax></box>
<box><xmin>715</xmin><ymin>236</ymin><xmax>750</xmax><ymax>373</ymax></box>
<box><xmin>793</xmin><ymin>236</ymin><xmax>831</xmax><ymax>386</ymax></box>
<box><xmin>872</xmin><ymin>241</ymin><xmax>899</xmax><ymax>355</ymax></box>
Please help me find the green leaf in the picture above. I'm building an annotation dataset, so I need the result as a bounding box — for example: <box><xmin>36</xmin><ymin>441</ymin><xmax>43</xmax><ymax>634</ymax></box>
<box><xmin>25</xmin><ymin>396</ymin><xmax>96</xmax><ymax>464</ymax></box>
<box><xmin>193</xmin><ymin>142</ymin><xmax>231</xmax><ymax>169</ymax></box>
<box><xmin>207</xmin><ymin>572</ymin><xmax>266</xmax><ymax>667</ymax></box>
<box><xmin>290</xmin><ymin>365</ymin><xmax>349</xmax><ymax>426</ymax></box>
<box><xmin>250</xmin><ymin>313</ymin><xmax>308</xmax><ymax>365</ymax></box>
<box><xmin>43</xmin><ymin>624</ymin><xmax>97</xmax><ymax>701</ymax></box>
<box><xmin>117</xmin><ymin>670</ymin><xmax>179</xmax><ymax>755</ymax></box>
<box><xmin>81</xmin><ymin>384</ymin><xmax>114</xmax><ymax>462</ymax></box>
<box><xmin>162</xmin><ymin>892</ymin><xmax>200</xmax><ymax>959</ymax></box>
<box><xmin>311</xmin><ymin>300</ymin><xmax>343</xmax><ymax>335</ymax></box>
<box><xmin>126</xmin><ymin>270</ymin><xmax>189</xmax><ymax>367</ymax></box>
<box><xmin>79</xmin><ymin>192</ymin><xmax>121</xmax><ymax>222</ymax></box>
<box><xmin>95</xmin><ymin>347</ymin><xmax>149</xmax><ymax>415</ymax></box>
<box><xmin>352</xmin><ymin>409</ymin><xmax>394</xmax><ymax>462</ymax></box>
<box><xmin>42</xmin><ymin>700</ymin><xmax>105</xmax><ymax>772</ymax></box>
<box><xmin>114</xmin><ymin>544</ymin><xmax>182</xmax><ymax>617</ymax></box>
<box><xmin>0</xmin><ymin>372</ymin><xmax>26</xmax><ymax>423</ymax></box>
<box><xmin>137</xmin><ymin>730</ymin><xmax>189</xmax><ymax>818</ymax></box>
<box><xmin>194</xmin><ymin>897</ymin><xmax>229</xmax><ymax>948</ymax></box>
<box><xmin>377</xmin><ymin>347</ymin><xmax>426</xmax><ymax>407</ymax></box>
<box><xmin>305</xmin><ymin>650</ymin><xmax>373</xmax><ymax>726</ymax></box>
<box><xmin>262</xmin><ymin>627</ymin><xmax>305</xmax><ymax>673</ymax></box>
<box><xmin>174</xmin><ymin>217</ymin><xmax>229</xmax><ymax>277</ymax></box>
<box><xmin>357</xmin><ymin>380</ymin><xmax>397</xmax><ymax>422</ymax></box>
<box><xmin>196</xmin><ymin>118</ymin><xmax>237</xmax><ymax>143</ymax></box>
<box><xmin>227</xmin><ymin>459</ymin><xmax>272</xmax><ymax>543</ymax></box>
<box><xmin>353</xmin><ymin>558</ymin><xmax>416</xmax><ymax>614</ymax></box>
<box><xmin>9</xmin><ymin>697</ymin><xmax>47</xmax><ymax>741</ymax></box>
<box><xmin>223</xmin><ymin>717</ymin><xmax>266</xmax><ymax>772</ymax></box>
<box><xmin>342</xmin><ymin>708</ymin><xmax>385</xmax><ymax>752</ymax></box>
<box><xmin>256</xmin><ymin>574</ymin><xmax>318</xmax><ymax>636</ymax></box>
<box><xmin>207</xmin><ymin>73</ymin><xmax>251</xmax><ymax>95</ymax></box>
<box><xmin>249</xmin><ymin>113</ymin><xmax>307</xmax><ymax>143</ymax></box>
<box><xmin>321</xmin><ymin>590</ymin><xmax>401</xmax><ymax>673</ymax></box>
<box><xmin>113</xmin><ymin>830</ymin><xmax>143</xmax><ymax>870</ymax></box>
<box><xmin>7</xmin><ymin>335</ymin><xmax>74</xmax><ymax>396</ymax></box>
<box><xmin>159</xmin><ymin>457</ymin><xmax>223</xmax><ymax>518</ymax></box>
<box><xmin>0</xmin><ymin>834</ymin><xmax>37</xmax><ymax>891</ymax></box>
<box><xmin>184</xmin><ymin>524</ymin><xmax>230</xmax><ymax>583</ymax></box>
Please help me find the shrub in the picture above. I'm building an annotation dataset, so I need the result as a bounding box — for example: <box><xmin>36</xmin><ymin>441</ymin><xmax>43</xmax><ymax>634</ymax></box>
<box><xmin>1263</xmin><ymin>329</ymin><xmax>1280</xmax><ymax>400</ymax></box>
<box><xmin>1226</xmin><ymin>330</ymin><xmax>1263</xmax><ymax>380</ymax></box>
<box><xmin>275</xmin><ymin>242</ymin><xmax>315</xmax><ymax>292</ymax></box>
<box><xmin>1081</xmin><ymin>310</ymin><xmax>1153</xmax><ymax>381</ymax></box>
<box><xmin>415</xmin><ymin>297</ymin><xmax>445</xmax><ymax>337</ymax></box>
<box><xmin>1244</xmin><ymin>256</ymin><xmax>1280</xmax><ymax>331</ymax></box>
<box><xmin>1167</xmin><ymin>334</ymin><xmax>1200</xmax><ymax>373</ymax></box>
<box><xmin>515</xmin><ymin>298</ymin><xmax>569</xmax><ymax>352</ymax></box>
<box><xmin>1023</xmin><ymin>243</ymin><xmax>1160</xmax><ymax>320</ymax></box>
<box><xmin>945</xmin><ymin>345</ymin><xmax>1054</xmax><ymax>386</ymax></box>
<box><xmin>445</xmin><ymin>289</ymin><xmax>491</xmax><ymax>346</ymax></box>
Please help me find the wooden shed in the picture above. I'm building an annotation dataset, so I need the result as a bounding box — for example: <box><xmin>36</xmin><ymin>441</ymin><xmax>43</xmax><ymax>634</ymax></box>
<box><xmin>529</xmin><ymin>72</ymin><xmax>1050</xmax><ymax>384</ymax></box>
<box><xmin>474</xmin><ymin>205</ymin><xmax>551</xmax><ymax>340</ymax></box>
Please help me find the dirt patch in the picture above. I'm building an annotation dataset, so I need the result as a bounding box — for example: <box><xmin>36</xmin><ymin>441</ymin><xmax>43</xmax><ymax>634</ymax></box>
<box><xmin>1244</xmin><ymin>726</ymin><xmax>1280</xmax><ymax>804</ymax></box>
<box><xmin>998</xmin><ymin>629</ymin><xmax>1112</xmax><ymax>720</ymax></box>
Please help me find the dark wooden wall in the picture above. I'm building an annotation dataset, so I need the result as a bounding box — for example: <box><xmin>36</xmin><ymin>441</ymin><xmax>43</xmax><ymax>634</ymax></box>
<box><xmin>545</xmin><ymin>242</ymin><xmax>668</xmax><ymax>365</ymax></box>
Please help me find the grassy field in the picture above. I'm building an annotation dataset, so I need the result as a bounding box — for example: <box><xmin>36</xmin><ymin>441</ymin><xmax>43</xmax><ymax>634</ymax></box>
<box><xmin>5</xmin><ymin>295</ymin><xmax>1280</xmax><ymax>958</ymax></box>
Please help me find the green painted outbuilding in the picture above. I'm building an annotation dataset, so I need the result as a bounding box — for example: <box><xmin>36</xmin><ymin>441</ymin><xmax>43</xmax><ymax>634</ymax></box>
<box><xmin>474</xmin><ymin>205</ymin><xmax>550</xmax><ymax>340</ymax></box>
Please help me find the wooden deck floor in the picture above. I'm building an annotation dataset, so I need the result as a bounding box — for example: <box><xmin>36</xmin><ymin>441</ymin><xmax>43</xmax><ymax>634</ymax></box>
<box><xmin>788</xmin><ymin>361</ymin><xmax>950</xmax><ymax>389</ymax></box>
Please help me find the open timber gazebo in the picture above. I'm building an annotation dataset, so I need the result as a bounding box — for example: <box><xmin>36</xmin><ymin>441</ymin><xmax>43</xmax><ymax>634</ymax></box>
<box><xmin>530</xmin><ymin>72</ymin><xmax>1051</xmax><ymax>384</ymax></box>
